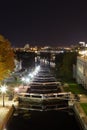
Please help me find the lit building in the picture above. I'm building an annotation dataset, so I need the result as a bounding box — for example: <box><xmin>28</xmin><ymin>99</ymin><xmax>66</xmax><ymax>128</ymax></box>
<box><xmin>76</xmin><ymin>53</ymin><xmax>87</xmax><ymax>89</ymax></box>
<box><xmin>14</xmin><ymin>59</ymin><xmax>22</xmax><ymax>72</ymax></box>
<box><xmin>24</xmin><ymin>44</ymin><xmax>30</xmax><ymax>49</ymax></box>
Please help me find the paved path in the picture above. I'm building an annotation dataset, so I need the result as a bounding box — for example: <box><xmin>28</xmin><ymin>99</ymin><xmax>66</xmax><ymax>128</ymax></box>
<box><xmin>0</xmin><ymin>96</ymin><xmax>18</xmax><ymax>130</ymax></box>
<box><xmin>0</xmin><ymin>107</ymin><xmax>9</xmax><ymax>122</ymax></box>
<box><xmin>78</xmin><ymin>94</ymin><xmax>87</xmax><ymax>103</ymax></box>
<box><xmin>0</xmin><ymin>96</ymin><xmax>18</xmax><ymax>107</ymax></box>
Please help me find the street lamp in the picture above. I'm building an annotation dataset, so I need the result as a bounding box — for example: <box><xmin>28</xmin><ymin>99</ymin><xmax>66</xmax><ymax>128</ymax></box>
<box><xmin>0</xmin><ymin>85</ymin><xmax>7</xmax><ymax>107</ymax></box>
<box><xmin>14</xmin><ymin>87</ymin><xmax>19</xmax><ymax>93</ymax></box>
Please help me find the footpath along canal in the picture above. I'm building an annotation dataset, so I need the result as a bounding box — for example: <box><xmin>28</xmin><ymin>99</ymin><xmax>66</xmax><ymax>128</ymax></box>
<box><xmin>0</xmin><ymin>97</ymin><xmax>17</xmax><ymax>130</ymax></box>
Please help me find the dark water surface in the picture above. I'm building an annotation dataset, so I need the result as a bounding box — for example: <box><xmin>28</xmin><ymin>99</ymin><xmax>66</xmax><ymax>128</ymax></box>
<box><xmin>7</xmin><ymin>109</ymin><xmax>82</xmax><ymax>130</ymax></box>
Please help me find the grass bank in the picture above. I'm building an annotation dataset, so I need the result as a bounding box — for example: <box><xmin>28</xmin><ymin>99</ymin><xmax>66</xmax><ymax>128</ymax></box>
<box><xmin>80</xmin><ymin>103</ymin><xmax>87</xmax><ymax>115</ymax></box>
<box><xmin>63</xmin><ymin>82</ymin><xmax>87</xmax><ymax>95</ymax></box>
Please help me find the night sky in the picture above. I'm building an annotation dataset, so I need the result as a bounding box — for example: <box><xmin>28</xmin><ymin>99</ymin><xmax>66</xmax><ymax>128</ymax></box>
<box><xmin>0</xmin><ymin>0</ymin><xmax>87</xmax><ymax>47</ymax></box>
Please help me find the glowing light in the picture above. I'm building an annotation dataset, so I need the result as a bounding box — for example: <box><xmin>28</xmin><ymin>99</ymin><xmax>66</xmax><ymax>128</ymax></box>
<box><xmin>0</xmin><ymin>85</ymin><xmax>7</xmax><ymax>107</ymax></box>
<box><xmin>0</xmin><ymin>85</ymin><xmax>7</xmax><ymax>93</ymax></box>
<box><xmin>21</xmin><ymin>77</ymin><xmax>25</xmax><ymax>81</ymax></box>
<box><xmin>25</xmin><ymin>78</ymin><xmax>30</xmax><ymax>83</ymax></box>
<box><xmin>29</xmin><ymin>73</ymin><xmax>34</xmax><ymax>78</ymax></box>
<box><xmin>79</xmin><ymin>50</ymin><xmax>87</xmax><ymax>56</ymax></box>
<box><xmin>14</xmin><ymin>87</ymin><xmax>19</xmax><ymax>92</ymax></box>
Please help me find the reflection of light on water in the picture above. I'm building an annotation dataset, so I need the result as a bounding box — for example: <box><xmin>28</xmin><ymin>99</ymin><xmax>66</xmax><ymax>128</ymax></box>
<box><xmin>23</xmin><ymin>113</ymin><xmax>31</xmax><ymax>119</ymax></box>
<box><xmin>14</xmin><ymin>109</ymin><xmax>31</xmax><ymax>120</ymax></box>
<box><xmin>7</xmin><ymin>108</ymin><xmax>81</xmax><ymax>130</ymax></box>
<box><xmin>13</xmin><ymin>113</ymin><xmax>18</xmax><ymax>116</ymax></box>
<box><xmin>3</xmin><ymin>128</ymin><xmax>7</xmax><ymax>130</ymax></box>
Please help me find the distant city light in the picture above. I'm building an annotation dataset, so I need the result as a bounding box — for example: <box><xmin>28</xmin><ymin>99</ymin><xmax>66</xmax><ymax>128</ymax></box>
<box><xmin>79</xmin><ymin>50</ymin><xmax>87</xmax><ymax>56</ymax></box>
<box><xmin>79</xmin><ymin>42</ymin><xmax>85</xmax><ymax>46</ymax></box>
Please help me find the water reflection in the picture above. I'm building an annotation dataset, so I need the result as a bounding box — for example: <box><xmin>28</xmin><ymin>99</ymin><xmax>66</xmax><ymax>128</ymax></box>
<box><xmin>7</xmin><ymin>108</ymin><xmax>82</xmax><ymax>130</ymax></box>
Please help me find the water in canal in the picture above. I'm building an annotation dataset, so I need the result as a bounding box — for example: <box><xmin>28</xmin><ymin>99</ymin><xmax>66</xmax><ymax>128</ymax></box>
<box><xmin>7</xmin><ymin>109</ymin><xmax>82</xmax><ymax>130</ymax></box>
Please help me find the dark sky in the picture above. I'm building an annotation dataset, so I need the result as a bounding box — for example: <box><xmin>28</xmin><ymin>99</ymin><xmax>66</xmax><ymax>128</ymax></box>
<box><xmin>0</xmin><ymin>0</ymin><xmax>87</xmax><ymax>47</ymax></box>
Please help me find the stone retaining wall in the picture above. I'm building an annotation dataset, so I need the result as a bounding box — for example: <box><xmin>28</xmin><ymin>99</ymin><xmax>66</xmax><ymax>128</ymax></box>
<box><xmin>73</xmin><ymin>103</ymin><xmax>87</xmax><ymax>130</ymax></box>
<box><xmin>0</xmin><ymin>105</ymin><xmax>14</xmax><ymax>130</ymax></box>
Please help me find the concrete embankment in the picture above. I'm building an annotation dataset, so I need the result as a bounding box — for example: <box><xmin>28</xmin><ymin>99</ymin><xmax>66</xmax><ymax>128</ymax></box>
<box><xmin>73</xmin><ymin>103</ymin><xmax>87</xmax><ymax>130</ymax></box>
<box><xmin>0</xmin><ymin>105</ymin><xmax>15</xmax><ymax>130</ymax></box>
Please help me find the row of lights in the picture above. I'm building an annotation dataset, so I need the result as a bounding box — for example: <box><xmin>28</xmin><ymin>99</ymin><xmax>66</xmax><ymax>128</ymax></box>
<box><xmin>21</xmin><ymin>65</ymin><xmax>40</xmax><ymax>85</ymax></box>
<box><xmin>10</xmin><ymin>65</ymin><xmax>41</xmax><ymax>94</ymax></box>
<box><xmin>0</xmin><ymin>65</ymin><xmax>40</xmax><ymax>107</ymax></box>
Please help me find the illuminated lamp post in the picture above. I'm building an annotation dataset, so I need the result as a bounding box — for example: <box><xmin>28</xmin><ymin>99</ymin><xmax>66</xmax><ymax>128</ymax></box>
<box><xmin>14</xmin><ymin>87</ymin><xmax>19</xmax><ymax>93</ymax></box>
<box><xmin>0</xmin><ymin>85</ymin><xmax>7</xmax><ymax>107</ymax></box>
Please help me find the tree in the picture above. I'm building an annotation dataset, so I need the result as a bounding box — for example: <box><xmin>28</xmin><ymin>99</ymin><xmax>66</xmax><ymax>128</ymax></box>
<box><xmin>60</xmin><ymin>52</ymin><xmax>77</xmax><ymax>80</ymax></box>
<box><xmin>55</xmin><ymin>53</ymin><xmax>64</xmax><ymax>78</ymax></box>
<box><xmin>0</xmin><ymin>35</ymin><xmax>15</xmax><ymax>81</ymax></box>
<box><xmin>55</xmin><ymin>52</ymin><xmax>77</xmax><ymax>81</ymax></box>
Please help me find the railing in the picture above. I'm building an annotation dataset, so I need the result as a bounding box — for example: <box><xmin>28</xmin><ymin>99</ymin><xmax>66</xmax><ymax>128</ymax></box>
<box><xmin>18</xmin><ymin>92</ymin><xmax>72</xmax><ymax>100</ymax></box>
<box><xmin>18</xmin><ymin>104</ymin><xmax>69</xmax><ymax>111</ymax></box>
<box><xmin>29</xmin><ymin>81</ymin><xmax>61</xmax><ymax>85</ymax></box>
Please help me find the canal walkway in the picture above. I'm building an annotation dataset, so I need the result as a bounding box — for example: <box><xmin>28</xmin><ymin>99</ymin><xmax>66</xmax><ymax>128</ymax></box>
<box><xmin>0</xmin><ymin>97</ymin><xmax>18</xmax><ymax>130</ymax></box>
